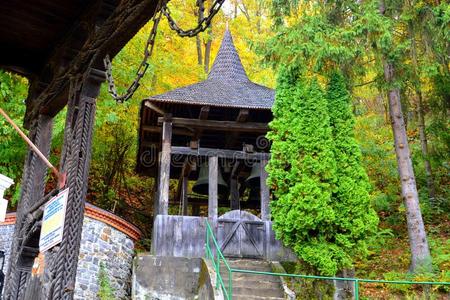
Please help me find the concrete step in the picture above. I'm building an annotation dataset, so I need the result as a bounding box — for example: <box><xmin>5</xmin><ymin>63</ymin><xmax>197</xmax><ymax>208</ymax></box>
<box><xmin>234</xmin><ymin>295</ymin><xmax>284</xmax><ymax>300</ymax></box>
<box><xmin>220</xmin><ymin>272</ymin><xmax>282</xmax><ymax>283</ymax></box>
<box><xmin>222</xmin><ymin>278</ymin><xmax>282</xmax><ymax>289</ymax></box>
<box><xmin>233</xmin><ymin>286</ymin><xmax>284</xmax><ymax>298</ymax></box>
<box><xmin>217</xmin><ymin>259</ymin><xmax>287</xmax><ymax>300</ymax></box>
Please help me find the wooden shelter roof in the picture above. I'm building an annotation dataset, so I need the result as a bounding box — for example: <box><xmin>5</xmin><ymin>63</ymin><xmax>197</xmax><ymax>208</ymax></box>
<box><xmin>137</xmin><ymin>30</ymin><xmax>274</xmax><ymax>178</ymax></box>
<box><xmin>145</xmin><ymin>29</ymin><xmax>275</xmax><ymax>109</ymax></box>
<box><xmin>0</xmin><ymin>0</ymin><xmax>159</xmax><ymax>128</ymax></box>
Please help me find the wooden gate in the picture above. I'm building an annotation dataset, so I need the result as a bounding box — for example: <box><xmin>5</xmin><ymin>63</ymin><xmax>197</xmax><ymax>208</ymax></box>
<box><xmin>217</xmin><ymin>210</ymin><xmax>265</xmax><ymax>258</ymax></box>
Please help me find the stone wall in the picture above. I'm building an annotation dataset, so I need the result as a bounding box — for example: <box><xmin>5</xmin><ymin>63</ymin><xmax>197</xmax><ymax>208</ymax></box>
<box><xmin>0</xmin><ymin>204</ymin><xmax>141</xmax><ymax>300</ymax></box>
<box><xmin>75</xmin><ymin>215</ymin><xmax>135</xmax><ymax>299</ymax></box>
<box><xmin>0</xmin><ymin>215</ymin><xmax>15</xmax><ymax>277</ymax></box>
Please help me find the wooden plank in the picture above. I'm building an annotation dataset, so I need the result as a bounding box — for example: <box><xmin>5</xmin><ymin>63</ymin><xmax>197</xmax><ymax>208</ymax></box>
<box><xmin>142</xmin><ymin>125</ymin><xmax>194</xmax><ymax>136</ymax></box>
<box><xmin>158</xmin><ymin>117</ymin><xmax>268</xmax><ymax>133</ymax></box>
<box><xmin>171</xmin><ymin>146</ymin><xmax>270</xmax><ymax>160</ymax></box>
<box><xmin>157</xmin><ymin>117</ymin><xmax>172</xmax><ymax>215</ymax></box>
<box><xmin>208</xmin><ymin>156</ymin><xmax>218</xmax><ymax>220</ymax></box>
<box><xmin>260</xmin><ymin>159</ymin><xmax>270</xmax><ymax>221</ymax></box>
<box><xmin>144</xmin><ymin>101</ymin><xmax>165</xmax><ymax>115</ymax></box>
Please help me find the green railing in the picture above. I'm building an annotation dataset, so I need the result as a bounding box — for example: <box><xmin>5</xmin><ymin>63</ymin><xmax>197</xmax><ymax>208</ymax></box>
<box><xmin>205</xmin><ymin>220</ymin><xmax>450</xmax><ymax>300</ymax></box>
<box><xmin>205</xmin><ymin>220</ymin><xmax>233</xmax><ymax>299</ymax></box>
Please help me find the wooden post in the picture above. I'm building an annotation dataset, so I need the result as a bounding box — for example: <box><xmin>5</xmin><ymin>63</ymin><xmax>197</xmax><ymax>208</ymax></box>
<box><xmin>158</xmin><ymin>115</ymin><xmax>172</xmax><ymax>215</ymax></box>
<box><xmin>208</xmin><ymin>156</ymin><xmax>218</xmax><ymax>220</ymax></box>
<box><xmin>181</xmin><ymin>176</ymin><xmax>188</xmax><ymax>215</ymax></box>
<box><xmin>230</xmin><ymin>178</ymin><xmax>239</xmax><ymax>210</ymax></box>
<box><xmin>46</xmin><ymin>68</ymin><xmax>104</xmax><ymax>299</ymax></box>
<box><xmin>192</xmin><ymin>205</ymin><xmax>200</xmax><ymax>216</ymax></box>
<box><xmin>260</xmin><ymin>159</ymin><xmax>270</xmax><ymax>221</ymax></box>
<box><xmin>4</xmin><ymin>115</ymin><xmax>53</xmax><ymax>299</ymax></box>
<box><xmin>154</xmin><ymin>153</ymin><xmax>161</xmax><ymax>216</ymax></box>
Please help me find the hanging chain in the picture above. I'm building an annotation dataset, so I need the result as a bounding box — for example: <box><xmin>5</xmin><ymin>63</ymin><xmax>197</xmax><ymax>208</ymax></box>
<box><xmin>103</xmin><ymin>2</ymin><xmax>164</xmax><ymax>103</ymax></box>
<box><xmin>162</xmin><ymin>0</ymin><xmax>225</xmax><ymax>37</ymax></box>
<box><xmin>104</xmin><ymin>0</ymin><xmax>225</xmax><ymax>103</ymax></box>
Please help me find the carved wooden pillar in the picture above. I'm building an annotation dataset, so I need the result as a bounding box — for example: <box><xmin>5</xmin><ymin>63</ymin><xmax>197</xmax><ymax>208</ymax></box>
<box><xmin>47</xmin><ymin>69</ymin><xmax>104</xmax><ymax>300</ymax></box>
<box><xmin>4</xmin><ymin>114</ymin><xmax>53</xmax><ymax>300</ymax></box>
<box><xmin>208</xmin><ymin>156</ymin><xmax>218</xmax><ymax>220</ymax></box>
<box><xmin>157</xmin><ymin>116</ymin><xmax>172</xmax><ymax>215</ymax></box>
<box><xmin>260</xmin><ymin>159</ymin><xmax>270</xmax><ymax>221</ymax></box>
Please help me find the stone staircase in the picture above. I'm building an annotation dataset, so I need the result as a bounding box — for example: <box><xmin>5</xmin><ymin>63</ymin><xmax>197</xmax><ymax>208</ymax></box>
<box><xmin>220</xmin><ymin>259</ymin><xmax>286</xmax><ymax>300</ymax></box>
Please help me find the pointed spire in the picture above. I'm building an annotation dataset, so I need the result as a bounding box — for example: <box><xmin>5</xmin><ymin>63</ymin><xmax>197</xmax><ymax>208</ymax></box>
<box><xmin>207</xmin><ymin>29</ymin><xmax>249</xmax><ymax>82</ymax></box>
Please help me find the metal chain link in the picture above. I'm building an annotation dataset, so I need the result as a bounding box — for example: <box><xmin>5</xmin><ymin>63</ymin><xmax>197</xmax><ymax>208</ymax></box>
<box><xmin>104</xmin><ymin>0</ymin><xmax>225</xmax><ymax>103</ymax></box>
<box><xmin>104</xmin><ymin>2</ymin><xmax>164</xmax><ymax>103</ymax></box>
<box><xmin>162</xmin><ymin>0</ymin><xmax>225</xmax><ymax>37</ymax></box>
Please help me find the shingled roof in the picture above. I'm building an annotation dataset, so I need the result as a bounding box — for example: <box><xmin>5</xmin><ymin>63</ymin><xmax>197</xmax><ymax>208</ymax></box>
<box><xmin>145</xmin><ymin>29</ymin><xmax>274</xmax><ymax>109</ymax></box>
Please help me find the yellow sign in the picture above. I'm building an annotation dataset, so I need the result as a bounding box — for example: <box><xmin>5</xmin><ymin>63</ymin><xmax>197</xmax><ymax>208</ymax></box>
<box><xmin>39</xmin><ymin>188</ymin><xmax>69</xmax><ymax>252</ymax></box>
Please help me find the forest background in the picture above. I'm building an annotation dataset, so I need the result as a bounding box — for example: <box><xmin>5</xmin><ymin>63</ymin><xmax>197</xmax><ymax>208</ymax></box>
<box><xmin>0</xmin><ymin>0</ymin><xmax>448</xmax><ymax>297</ymax></box>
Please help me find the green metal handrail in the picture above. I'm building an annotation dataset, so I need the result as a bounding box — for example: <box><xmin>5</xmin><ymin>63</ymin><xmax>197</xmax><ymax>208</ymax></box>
<box><xmin>205</xmin><ymin>220</ymin><xmax>450</xmax><ymax>300</ymax></box>
<box><xmin>205</xmin><ymin>220</ymin><xmax>233</xmax><ymax>299</ymax></box>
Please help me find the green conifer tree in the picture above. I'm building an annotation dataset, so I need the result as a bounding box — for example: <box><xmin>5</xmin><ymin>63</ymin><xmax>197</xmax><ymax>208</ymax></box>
<box><xmin>267</xmin><ymin>66</ymin><xmax>339</xmax><ymax>275</ymax></box>
<box><xmin>326</xmin><ymin>71</ymin><xmax>379</xmax><ymax>265</ymax></box>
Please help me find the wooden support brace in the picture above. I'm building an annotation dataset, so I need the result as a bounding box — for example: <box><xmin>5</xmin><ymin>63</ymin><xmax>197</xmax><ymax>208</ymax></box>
<box><xmin>208</xmin><ymin>156</ymin><xmax>218</xmax><ymax>220</ymax></box>
<box><xmin>157</xmin><ymin>115</ymin><xmax>172</xmax><ymax>215</ymax></box>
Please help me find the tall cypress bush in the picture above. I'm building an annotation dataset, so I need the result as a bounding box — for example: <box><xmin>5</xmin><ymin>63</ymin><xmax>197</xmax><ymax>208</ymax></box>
<box><xmin>267</xmin><ymin>66</ymin><xmax>338</xmax><ymax>275</ymax></box>
<box><xmin>267</xmin><ymin>68</ymin><xmax>378</xmax><ymax>276</ymax></box>
<box><xmin>326</xmin><ymin>71</ymin><xmax>378</xmax><ymax>261</ymax></box>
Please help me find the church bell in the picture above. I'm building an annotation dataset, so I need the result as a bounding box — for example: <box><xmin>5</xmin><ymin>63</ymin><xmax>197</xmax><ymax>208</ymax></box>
<box><xmin>192</xmin><ymin>163</ymin><xmax>228</xmax><ymax>196</ymax></box>
<box><xmin>245</xmin><ymin>162</ymin><xmax>261</xmax><ymax>189</ymax></box>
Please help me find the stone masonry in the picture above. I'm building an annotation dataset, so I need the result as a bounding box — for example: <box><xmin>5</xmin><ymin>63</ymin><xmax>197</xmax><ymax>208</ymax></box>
<box><xmin>75</xmin><ymin>216</ymin><xmax>136</xmax><ymax>300</ymax></box>
<box><xmin>0</xmin><ymin>204</ymin><xmax>141</xmax><ymax>299</ymax></box>
<box><xmin>0</xmin><ymin>222</ymin><xmax>14</xmax><ymax>277</ymax></box>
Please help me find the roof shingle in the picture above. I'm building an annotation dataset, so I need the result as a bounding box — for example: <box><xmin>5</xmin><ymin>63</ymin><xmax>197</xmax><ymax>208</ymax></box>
<box><xmin>146</xmin><ymin>29</ymin><xmax>274</xmax><ymax>109</ymax></box>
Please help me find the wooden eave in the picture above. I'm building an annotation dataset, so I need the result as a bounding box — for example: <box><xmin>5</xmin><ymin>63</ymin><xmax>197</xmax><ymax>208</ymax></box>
<box><xmin>0</xmin><ymin>0</ymin><xmax>160</xmax><ymax>128</ymax></box>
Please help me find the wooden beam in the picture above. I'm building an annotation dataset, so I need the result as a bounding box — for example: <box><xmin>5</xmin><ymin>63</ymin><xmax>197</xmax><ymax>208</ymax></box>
<box><xmin>145</xmin><ymin>101</ymin><xmax>165</xmax><ymax>115</ymax></box>
<box><xmin>194</xmin><ymin>106</ymin><xmax>210</xmax><ymax>141</ymax></box>
<box><xmin>158</xmin><ymin>117</ymin><xmax>269</xmax><ymax>133</ymax></box>
<box><xmin>143</xmin><ymin>125</ymin><xmax>194</xmax><ymax>136</ymax></box>
<box><xmin>157</xmin><ymin>116</ymin><xmax>172</xmax><ymax>215</ymax></box>
<box><xmin>236</xmin><ymin>109</ymin><xmax>249</xmax><ymax>122</ymax></box>
<box><xmin>170</xmin><ymin>198</ymin><xmax>260</xmax><ymax>209</ymax></box>
<box><xmin>171</xmin><ymin>146</ymin><xmax>270</xmax><ymax>160</ymax></box>
<box><xmin>199</xmin><ymin>106</ymin><xmax>210</xmax><ymax>120</ymax></box>
<box><xmin>208</xmin><ymin>156</ymin><xmax>218</xmax><ymax>220</ymax></box>
<box><xmin>225</xmin><ymin>108</ymin><xmax>250</xmax><ymax>148</ymax></box>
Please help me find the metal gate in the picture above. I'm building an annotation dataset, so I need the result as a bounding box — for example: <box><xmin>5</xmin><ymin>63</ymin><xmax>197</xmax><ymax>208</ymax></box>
<box><xmin>217</xmin><ymin>210</ymin><xmax>265</xmax><ymax>259</ymax></box>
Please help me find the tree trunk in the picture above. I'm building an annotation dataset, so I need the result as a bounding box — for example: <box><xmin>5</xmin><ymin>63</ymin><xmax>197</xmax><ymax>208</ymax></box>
<box><xmin>256</xmin><ymin>0</ymin><xmax>262</xmax><ymax>33</ymax></box>
<box><xmin>409</xmin><ymin>21</ymin><xmax>436</xmax><ymax>202</ymax></box>
<box><xmin>195</xmin><ymin>0</ymin><xmax>203</xmax><ymax>66</ymax></box>
<box><xmin>204</xmin><ymin>29</ymin><xmax>212</xmax><ymax>73</ymax></box>
<box><xmin>379</xmin><ymin>0</ymin><xmax>432</xmax><ymax>273</ymax></box>
<box><xmin>417</xmin><ymin>91</ymin><xmax>436</xmax><ymax>201</ymax></box>
<box><xmin>196</xmin><ymin>36</ymin><xmax>203</xmax><ymax>65</ymax></box>
<box><xmin>203</xmin><ymin>0</ymin><xmax>213</xmax><ymax>74</ymax></box>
